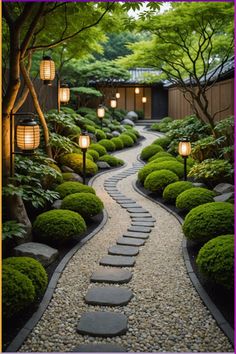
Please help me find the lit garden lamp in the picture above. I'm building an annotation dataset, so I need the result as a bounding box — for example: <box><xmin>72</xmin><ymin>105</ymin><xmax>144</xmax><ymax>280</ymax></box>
<box><xmin>178</xmin><ymin>138</ymin><xmax>191</xmax><ymax>181</ymax></box>
<box><xmin>97</xmin><ymin>105</ymin><xmax>105</xmax><ymax>129</ymax></box>
<box><xmin>58</xmin><ymin>84</ymin><xmax>70</xmax><ymax>112</ymax></box>
<box><xmin>110</xmin><ymin>98</ymin><xmax>117</xmax><ymax>121</ymax></box>
<box><xmin>115</xmin><ymin>92</ymin><xmax>120</xmax><ymax>99</ymax></box>
<box><xmin>135</xmin><ymin>87</ymin><xmax>140</xmax><ymax>94</ymax></box>
<box><xmin>79</xmin><ymin>133</ymin><xmax>90</xmax><ymax>185</ymax></box>
<box><xmin>142</xmin><ymin>96</ymin><xmax>147</xmax><ymax>119</ymax></box>
<box><xmin>40</xmin><ymin>56</ymin><xmax>55</xmax><ymax>85</ymax></box>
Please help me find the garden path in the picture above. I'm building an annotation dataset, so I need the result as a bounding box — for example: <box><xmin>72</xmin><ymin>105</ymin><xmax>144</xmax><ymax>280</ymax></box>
<box><xmin>19</xmin><ymin>127</ymin><xmax>233</xmax><ymax>353</ymax></box>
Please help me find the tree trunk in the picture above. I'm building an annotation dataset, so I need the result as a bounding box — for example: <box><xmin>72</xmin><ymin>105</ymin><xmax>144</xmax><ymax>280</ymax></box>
<box><xmin>10</xmin><ymin>195</ymin><xmax>32</xmax><ymax>244</ymax></box>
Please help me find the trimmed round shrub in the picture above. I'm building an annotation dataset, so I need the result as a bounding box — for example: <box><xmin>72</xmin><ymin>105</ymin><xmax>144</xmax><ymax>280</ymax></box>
<box><xmin>59</xmin><ymin>153</ymin><xmax>98</xmax><ymax>176</ymax></box>
<box><xmin>61</xmin><ymin>192</ymin><xmax>103</xmax><ymax>219</ymax></box>
<box><xmin>55</xmin><ymin>181</ymin><xmax>95</xmax><ymax>198</ymax></box>
<box><xmin>176</xmin><ymin>187</ymin><xmax>215</xmax><ymax>212</ymax></box>
<box><xmin>3</xmin><ymin>257</ymin><xmax>48</xmax><ymax>297</ymax></box>
<box><xmin>152</xmin><ymin>136</ymin><xmax>171</xmax><ymax>149</ymax></box>
<box><xmin>99</xmin><ymin>155</ymin><xmax>124</xmax><ymax>167</ymax></box>
<box><xmin>86</xmin><ymin>149</ymin><xmax>99</xmax><ymax>162</ymax></box>
<box><xmin>147</xmin><ymin>160</ymin><xmax>186</xmax><ymax>178</ymax></box>
<box><xmin>196</xmin><ymin>235</ymin><xmax>234</xmax><ymax>289</ymax></box>
<box><xmin>138</xmin><ymin>163</ymin><xmax>161</xmax><ymax>184</ymax></box>
<box><xmin>131</xmin><ymin>128</ymin><xmax>140</xmax><ymax>138</ymax></box>
<box><xmin>144</xmin><ymin>169</ymin><xmax>179</xmax><ymax>194</ymax></box>
<box><xmin>33</xmin><ymin>209</ymin><xmax>86</xmax><ymax>245</ymax></box>
<box><xmin>182</xmin><ymin>202</ymin><xmax>234</xmax><ymax>243</ymax></box>
<box><xmin>163</xmin><ymin>181</ymin><xmax>194</xmax><ymax>203</ymax></box>
<box><xmin>140</xmin><ymin>144</ymin><xmax>164</xmax><ymax>161</ymax></box>
<box><xmin>111</xmin><ymin>137</ymin><xmax>124</xmax><ymax>150</ymax></box>
<box><xmin>98</xmin><ymin>139</ymin><xmax>116</xmax><ymax>152</ymax></box>
<box><xmin>85</xmin><ymin>125</ymin><xmax>96</xmax><ymax>134</ymax></box>
<box><xmin>95</xmin><ymin>129</ymin><xmax>107</xmax><ymax>141</ymax></box>
<box><xmin>148</xmin><ymin>151</ymin><xmax>173</xmax><ymax>162</ymax></box>
<box><xmin>119</xmin><ymin>134</ymin><xmax>134</xmax><ymax>147</ymax></box>
<box><xmin>2</xmin><ymin>265</ymin><xmax>35</xmax><ymax>318</ymax></box>
<box><xmin>124</xmin><ymin>130</ymin><xmax>137</xmax><ymax>142</ymax></box>
<box><xmin>85</xmin><ymin>153</ymin><xmax>94</xmax><ymax>161</ymax></box>
<box><xmin>89</xmin><ymin>143</ymin><xmax>107</xmax><ymax>156</ymax></box>
<box><xmin>148</xmin><ymin>156</ymin><xmax>177</xmax><ymax>164</ymax></box>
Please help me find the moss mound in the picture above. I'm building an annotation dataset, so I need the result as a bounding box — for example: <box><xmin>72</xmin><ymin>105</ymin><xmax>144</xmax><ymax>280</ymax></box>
<box><xmin>95</xmin><ymin>129</ymin><xmax>107</xmax><ymax>141</ymax></box>
<box><xmin>163</xmin><ymin>181</ymin><xmax>194</xmax><ymax>203</ymax></box>
<box><xmin>61</xmin><ymin>192</ymin><xmax>104</xmax><ymax>219</ymax></box>
<box><xmin>144</xmin><ymin>169</ymin><xmax>179</xmax><ymax>194</ymax></box>
<box><xmin>152</xmin><ymin>136</ymin><xmax>171</xmax><ymax>149</ymax></box>
<box><xmin>110</xmin><ymin>137</ymin><xmax>124</xmax><ymax>150</ymax></box>
<box><xmin>148</xmin><ymin>156</ymin><xmax>177</xmax><ymax>164</ymax></box>
<box><xmin>140</xmin><ymin>144</ymin><xmax>164</xmax><ymax>161</ymax></box>
<box><xmin>138</xmin><ymin>163</ymin><xmax>161</xmax><ymax>184</ymax></box>
<box><xmin>59</xmin><ymin>153</ymin><xmax>98</xmax><ymax>176</ymax></box>
<box><xmin>196</xmin><ymin>235</ymin><xmax>234</xmax><ymax>289</ymax></box>
<box><xmin>119</xmin><ymin>134</ymin><xmax>134</xmax><ymax>147</ymax></box>
<box><xmin>148</xmin><ymin>160</ymin><xmax>186</xmax><ymax>178</ymax></box>
<box><xmin>148</xmin><ymin>152</ymin><xmax>174</xmax><ymax>162</ymax></box>
<box><xmin>89</xmin><ymin>143</ymin><xmax>107</xmax><ymax>156</ymax></box>
<box><xmin>98</xmin><ymin>139</ymin><xmax>116</xmax><ymax>152</ymax></box>
<box><xmin>33</xmin><ymin>209</ymin><xmax>86</xmax><ymax>245</ymax></box>
<box><xmin>124</xmin><ymin>131</ymin><xmax>137</xmax><ymax>142</ymax></box>
<box><xmin>86</xmin><ymin>149</ymin><xmax>99</xmax><ymax>161</ymax></box>
<box><xmin>55</xmin><ymin>181</ymin><xmax>95</xmax><ymax>199</ymax></box>
<box><xmin>99</xmin><ymin>155</ymin><xmax>124</xmax><ymax>167</ymax></box>
<box><xmin>176</xmin><ymin>187</ymin><xmax>215</xmax><ymax>212</ymax></box>
<box><xmin>3</xmin><ymin>257</ymin><xmax>48</xmax><ymax>297</ymax></box>
<box><xmin>182</xmin><ymin>202</ymin><xmax>234</xmax><ymax>243</ymax></box>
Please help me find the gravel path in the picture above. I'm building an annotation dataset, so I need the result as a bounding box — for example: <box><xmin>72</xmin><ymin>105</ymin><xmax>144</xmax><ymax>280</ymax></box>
<box><xmin>20</xmin><ymin>127</ymin><xmax>233</xmax><ymax>353</ymax></box>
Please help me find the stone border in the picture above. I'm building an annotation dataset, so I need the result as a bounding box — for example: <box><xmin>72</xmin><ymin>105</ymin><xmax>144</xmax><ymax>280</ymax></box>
<box><xmin>132</xmin><ymin>179</ymin><xmax>234</xmax><ymax>345</ymax></box>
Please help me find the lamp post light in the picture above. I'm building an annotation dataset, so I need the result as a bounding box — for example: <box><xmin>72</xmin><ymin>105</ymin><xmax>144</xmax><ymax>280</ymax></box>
<box><xmin>58</xmin><ymin>83</ymin><xmax>70</xmax><ymax>112</ymax></box>
<box><xmin>79</xmin><ymin>133</ymin><xmax>90</xmax><ymax>184</ymax></box>
<box><xmin>142</xmin><ymin>96</ymin><xmax>147</xmax><ymax>119</ymax></box>
<box><xmin>40</xmin><ymin>56</ymin><xmax>55</xmax><ymax>85</ymax></box>
<box><xmin>110</xmin><ymin>98</ymin><xmax>117</xmax><ymax>121</ymax></box>
<box><xmin>178</xmin><ymin>138</ymin><xmax>191</xmax><ymax>181</ymax></box>
<box><xmin>97</xmin><ymin>105</ymin><xmax>105</xmax><ymax>129</ymax></box>
<box><xmin>115</xmin><ymin>92</ymin><xmax>120</xmax><ymax>99</ymax></box>
<box><xmin>135</xmin><ymin>87</ymin><xmax>140</xmax><ymax>94</ymax></box>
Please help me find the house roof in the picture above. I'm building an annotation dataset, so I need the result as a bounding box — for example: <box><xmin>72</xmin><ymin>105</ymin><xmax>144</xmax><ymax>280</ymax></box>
<box><xmin>126</xmin><ymin>68</ymin><xmax>161</xmax><ymax>84</ymax></box>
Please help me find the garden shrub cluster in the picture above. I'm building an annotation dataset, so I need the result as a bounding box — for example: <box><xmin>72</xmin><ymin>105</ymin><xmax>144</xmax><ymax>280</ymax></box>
<box><xmin>98</xmin><ymin>155</ymin><xmax>124</xmax><ymax>167</ymax></box>
<box><xmin>144</xmin><ymin>170</ymin><xmax>179</xmax><ymax>194</ymax></box>
<box><xmin>175</xmin><ymin>187</ymin><xmax>215</xmax><ymax>212</ymax></box>
<box><xmin>55</xmin><ymin>181</ymin><xmax>95</xmax><ymax>198</ymax></box>
<box><xmin>119</xmin><ymin>134</ymin><xmax>134</xmax><ymax>147</ymax></box>
<box><xmin>89</xmin><ymin>143</ymin><xmax>107</xmax><ymax>156</ymax></box>
<box><xmin>59</xmin><ymin>153</ymin><xmax>98</xmax><ymax>176</ymax></box>
<box><xmin>98</xmin><ymin>139</ymin><xmax>116</xmax><ymax>152</ymax></box>
<box><xmin>163</xmin><ymin>181</ymin><xmax>194</xmax><ymax>203</ymax></box>
<box><xmin>111</xmin><ymin>137</ymin><xmax>124</xmax><ymax>150</ymax></box>
<box><xmin>140</xmin><ymin>144</ymin><xmax>164</xmax><ymax>161</ymax></box>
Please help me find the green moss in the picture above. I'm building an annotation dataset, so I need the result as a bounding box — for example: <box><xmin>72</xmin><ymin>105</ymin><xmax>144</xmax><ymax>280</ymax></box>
<box><xmin>3</xmin><ymin>257</ymin><xmax>48</xmax><ymax>297</ymax></box>
<box><xmin>182</xmin><ymin>202</ymin><xmax>234</xmax><ymax>243</ymax></box>
<box><xmin>86</xmin><ymin>149</ymin><xmax>99</xmax><ymax>162</ymax></box>
<box><xmin>59</xmin><ymin>153</ymin><xmax>98</xmax><ymax>176</ymax></box>
<box><xmin>152</xmin><ymin>136</ymin><xmax>171</xmax><ymax>149</ymax></box>
<box><xmin>119</xmin><ymin>134</ymin><xmax>134</xmax><ymax>147</ymax></box>
<box><xmin>144</xmin><ymin>169</ymin><xmax>179</xmax><ymax>194</ymax></box>
<box><xmin>163</xmin><ymin>181</ymin><xmax>194</xmax><ymax>203</ymax></box>
<box><xmin>124</xmin><ymin>130</ymin><xmax>137</xmax><ymax>142</ymax></box>
<box><xmin>95</xmin><ymin>129</ymin><xmax>107</xmax><ymax>141</ymax></box>
<box><xmin>196</xmin><ymin>235</ymin><xmax>234</xmax><ymax>289</ymax></box>
<box><xmin>110</xmin><ymin>137</ymin><xmax>124</xmax><ymax>150</ymax></box>
<box><xmin>148</xmin><ymin>156</ymin><xmax>177</xmax><ymax>164</ymax></box>
<box><xmin>89</xmin><ymin>143</ymin><xmax>107</xmax><ymax>156</ymax></box>
<box><xmin>176</xmin><ymin>187</ymin><xmax>215</xmax><ymax>212</ymax></box>
<box><xmin>99</xmin><ymin>154</ymin><xmax>124</xmax><ymax>167</ymax></box>
<box><xmin>2</xmin><ymin>265</ymin><xmax>35</xmax><ymax>318</ymax></box>
<box><xmin>140</xmin><ymin>144</ymin><xmax>164</xmax><ymax>161</ymax></box>
<box><xmin>148</xmin><ymin>160</ymin><xmax>186</xmax><ymax>178</ymax></box>
<box><xmin>55</xmin><ymin>181</ymin><xmax>95</xmax><ymax>199</ymax></box>
<box><xmin>61</xmin><ymin>192</ymin><xmax>104</xmax><ymax>219</ymax></box>
<box><xmin>85</xmin><ymin>125</ymin><xmax>96</xmax><ymax>134</ymax></box>
<box><xmin>33</xmin><ymin>209</ymin><xmax>86</xmax><ymax>245</ymax></box>
<box><xmin>148</xmin><ymin>151</ymin><xmax>173</xmax><ymax>162</ymax></box>
<box><xmin>98</xmin><ymin>139</ymin><xmax>116</xmax><ymax>152</ymax></box>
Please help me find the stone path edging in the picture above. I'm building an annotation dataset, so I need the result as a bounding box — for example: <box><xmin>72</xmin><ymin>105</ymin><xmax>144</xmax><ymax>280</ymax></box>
<box><xmin>132</xmin><ymin>179</ymin><xmax>234</xmax><ymax>345</ymax></box>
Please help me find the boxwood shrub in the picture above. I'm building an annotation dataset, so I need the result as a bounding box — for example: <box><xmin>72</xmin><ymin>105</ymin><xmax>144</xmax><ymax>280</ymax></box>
<box><xmin>182</xmin><ymin>202</ymin><xmax>234</xmax><ymax>243</ymax></box>
<box><xmin>89</xmin><ymin>143</ymin><xmax>107</xmax><ymax>156</ymax></box>
<box><xmin>152</xmin><ymin>136</ymin><xmax>171</xmax><ymax>149</ymax></box>
<box><xmin>148</xmin><ymin>151</ymin><xmax>173</xmax><ymax>162</ymax></box>
<box><xmin>144</xmin><ymin>169</ymin><xmax>179</xmax><ymax>194</ymax></box>
<box><xmin>59</xmin><ymin>153</ymin><xmax>98</xmax><ymax>176</ymax></box>
<box><xmin>98</xmin><ymin>139</ymin><xmax>116</xmax><ymax>152</ymax></box>
<box><xmin>2</xmin><ymin>265</ymin><xmax>35</xmax><ymax>318</ymax></box>
<box><xmin>140</xmin><ymin>144</ymin><xmax>164</xmax><ymax>161</ymax></box>
<box><xmin>56</xmin><ymin>181</ymin><xmax>95</xmax><ymax>198</ymax></box>
<box><xmin>148</xmin><ymin>156</ymin><xmax>177</xmax><ymax>164</ymax></box>
<box><xmin>111</xmin><ymin>137</ymin><xmax>124</xmax><ymax>150</ymax></box>
<box><xmin>119</xmin><ymin>134</ymin><xmax>134</xmax><ymax>147</ymax></box>
<box><xmin>61</xmin><ymin>192</ymin><xmax>103</xmax><ymax>219</ymax></box>
<box><xmin>86</xmin><ymin>149</ymin><xmax>99</xmax><ymax>162</ymax></box>
<box><xmin>148</xmin><ymin>160</ymin><xmax>186</xmax><ymax>178</ymax></box>
<box><xmin>99</xmin><ymin>155</ymin><xmax>124</xmax><ymax>167</ymax></box>
<box><xmin>176</xmin><ymin>187</ymin><xmax>215</xmax><ymax>212</ymax></box>
<box><xmin>33</xmin><ymin>209</ymin><xmax>86</xmax><ymax>245</ymax></box>
<box><xmin>196</xmin><ymin>235</ymin><xmax>234</xmax><ymax>289</ymax></box>
<box><xmin>3</xmin><ymin>257</ymin><xmax>48</xmax><ymax>297</ymax></box>
<box><xmin>163</xmin><ymin>181</ymin><xmax>194</xmax><ymax>203</ymax></box>
<box><xmin>124</xmin><ymin>130</ymin><xmax>137</xmax><ymax>142</ymax></box>
<box><xmin>138</xmin><ymin>163</ymin><xmax>161</xmax><ymax>184</ymax></box>
<box><xmin>95</xmin><ymin>129</ymin><xmax>107</xmax><ymax>141</ymax></box>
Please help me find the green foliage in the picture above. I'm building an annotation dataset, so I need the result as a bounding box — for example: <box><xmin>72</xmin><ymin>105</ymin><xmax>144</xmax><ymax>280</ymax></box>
<box><xmin>148</xmin><ymin>151</ymin><xmax>173</xmax><ymax>161</ymax></box>
<box><xmin>98</xmin><ymin>139</ymin><xmax>116</xmax><ymax>152</ymax></box>
<box><xmin>49</xmin><ymin>132</ymin><xmax>79</xmax><ymax>160</ymax></box>
<box><xmin>176</xmin><ymin>155</ymin><xmax>196</xmax><ymax>167</ymax></box>
<box><xmin>3</xmin><ymin>257</ymin><xmax>48</xmax><ymax>297</ymax></box>
<box><xmin>99</xmin><ymin>155</ymin><xmax>124</xmax><ymax>167</ymax></box>
<box><xmin>110</xmin><ymin>137</ymin><xmax>124</xmax><ymax>150</ymax></box>
<box><xmin>214</xmin><ymin>116</ymin><xmax>234</xmax><ymax>142</ymax></box>
<box><xmin>138</xmin><ymin>163</ymin><xmax>161</xmax><ymax>184</ymax></box>
<box><xmin>86</xmin><ymin>149</ymin><xmax>99</xmax><ymax>161</ymax></box>
<box><xmin>77</xmin><ymin>107</ymin><xmax>96</xmax><ymax>116</ymax></box>
<box><xmin>163</xmin><ymin>181</ymin><xmax>194</xmax><ymax>203</ymax></box>
<box><xmin>33</xmin><ymin>209</ymin><xmax>86</xmax><ymax>245</ymax></box>
<box><xmin>182</xmin><ymin>202</ymin><xmax>234</xmax><ymax>243</ymax></box>
<box><xmin>176</xmin><ymin>187</ymin><xmax>215</xmax><ymax>212</ymax></box>
<box><xmin>71</xmin><ymin>86</ymin><xmax>102</xmax><ymax>96</ymax></box>
<box><xmin>152</xmin><ymin>136</ymin><xmax>171</xmax><ymax>149</ymax></box>
<box><xmin>119</xmin><ymin>134</ymin><xmax>135</xmax><ymax>147</ymax></box>
<box><xmin>89</xmin><ymin>143</ymin><xmax>107</xmax><ymax>156</ymax></box>
<box><xmin>140</xmin><ymin>144</ymin><xmax>164</xmax><ymax>161</ymax></box>
<box><xmin>62</xmin><ymin>172</ymin><xmax>78</xmax><ymax>181</ymax></box>
<box><xmin>59</xmin><ymin>153</ymin><xmax>98</xmax><ymax>176</ymax></box>
<box><xmin>2</xmin><ymin>221</ymin><xmax>26</xmax><ymax>241</ymax></box>
<box><xmin>124</xmin><ymin>130</ymin><xmax>137</xmax><ymax>142</ymax></box>
<box><xmin>61</xmin><ymin>192</ymin><xmax>103</xmax><ymax>219</ymax></box>
<box><xmin>196</xmin><ymin>235</ymin><xmax>234</xmax><ymax>289</ymax></box>
<box><xmin>95</xmin><ymin>129</ymin><xmax>107</xmax><ymax>141</ymax></box>
<box><xmin>2</xmin><ymin>265</ymin><xmax>35</xmax><ymax>318</ymax></box>
<box><xmin>191</xmin><ymin>136</ymin><xmax>224</xmax><ymax>162</ymax></box>
<box><xmin>147</xmin><ymin>160</ymin><xmax>186</xmax><ymax>178</ymax></box>
<box><xmin>45</xmin><ymin>111</ymin><xmax>80</xmax><ymax>137</ymax></box>
<box><xmin>55</xmin><ymin>181</ymin><xmax>95</xmax><ymax>199</ymax></box>
<box><xmin>144</xmin><ymin>170</ymin><xmax>179</xmax><ymax>194</ymax></box>
<box><xmin>41</xmin><ymin>163</ymin><xmax>63</xmax><ymax>189</ymax></box>
<box><xmin>85</xmin><ymin>125</ymin><xmax>96</xmax><ymax>134</ymax></box>
<box><xmin>149</xmin><ymin>156</ymin><xmax>177</xmax><ymax>164</ymax></box>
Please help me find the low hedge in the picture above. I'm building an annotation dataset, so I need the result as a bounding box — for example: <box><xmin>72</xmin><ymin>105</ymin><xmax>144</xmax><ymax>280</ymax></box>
<box><xmin>110</xmin><ymin>137</ymin><xmax>124</xmax><ymax>150</ymax></box>
<box><xmin>138</xmin><ymin>163</ymin><xmax>161</xmax><ymax>184</ymax></box>
<box><xmin>95</xmin><ymin>129</ymin><xmax>107</xmax><ymax>141</ymax></box>
<box><xmin>33</xmin><ymin>209</ymin><xmax>86</xmax><ymax>245</ymax></box>
<box><xmin>196</xmin><ymin>235</ymin><xmax>234</xmax><ymax>289</ymax></box>
<box><xmin>182</xmin><ymin>202</ymin><xmax>234</xmax><ymax>243</ymax></box>
<box><xmin>163</xmin><ymin>181</ymin><xmax>194</xmax><ymax>203</ymax></box>
<box><xmin>59</xmin><ymin>153</ymin><xmax>98</xmax><ymax>176</ymax></box>
<box><xmin>89</xmin><ymin>143</ymin><xmax>107</xmax><ymax>156</ymax></box>
<box><xmin>148</xmin><ymin>151</ymin><xmax>173</xmax><ymax>162</ymax></box>
<box><xmin>86</xmin><ymin>149</ymin><xmax>99</xmax><ymax>162</ymax></box>
<box><xmin>99</xmin><ymin>155</ymin><xmax>124</xmax><ymax>167</ymax></box>
<box><xmin>98</xmin><ymin>139</ymin><xmax>116</xmax><ymax>152</ymax></box>
<box><xmin>148</xmin><ymin>160</ymin><xmax>186</xmax><ymax>178</ymax></box>
<box><xmin>144</xmin><ymin>169</ymin><xmax>179</xmax><ymax>194</ymax></box>
<box><xmin>119</xmin><ymin>134</ymin><xmax>134</xmax><ymax>147</ymax></box>
<box><xmin>124</xmin><ymin>130</ymin><xmax>137</xmax><ymax>142</ymax></box>
<box><xmin>56</xmin><ymin>181</ymin><xmax>95</xmax><ymax>199</ymax></box>
<box><xmin>148</xmin><ymin>156</ymin><xmax>177</xmax><ymax>164</ymax></box>
<box><xmin>152</xmin><ymin>136</ymin><xmax>171</xmax><ymax>149</ymax></box>
<box><xmin>61</xmin><ymin>192</ymin><xmax>104</xmax><ymax>219</ymax></box>
<box><xmin>176</xmin><ymin>187</ymin><xmax>215</xmax><ymax>212</ymax></box>
<box><xmin>140</xmin><ymin>144</ymin><xmax>164</xmax><ymax>161</ymax></box>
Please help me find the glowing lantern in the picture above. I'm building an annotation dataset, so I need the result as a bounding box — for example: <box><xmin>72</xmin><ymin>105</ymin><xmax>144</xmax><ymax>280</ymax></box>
<box><xmin>40</xmin><ymin>56</ymin><xmax>55</xmax><ymax>85</ymax></box>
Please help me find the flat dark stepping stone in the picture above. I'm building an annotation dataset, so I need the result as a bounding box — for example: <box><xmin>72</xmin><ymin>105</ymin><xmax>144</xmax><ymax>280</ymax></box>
<box><xmin>77</xmin><ymin>312</ymin><xmax>128</xmax><ymax>337</ymax></box>
<box><xmin>100</xmin><ymin>255</ymin><xmax>135</xmax><ymax>267</ymax></box>
<box><xmin>131</xmin><ymin>221</ymin><xmax>155</xmax><ymax>227</ymax></box>
<box><xmin>85</xmin><ymin>286</ymin><xmax>133</xmax><ymax>306</ymax></box>
<box><xmin>90</xmin><ymin>268</ymin><xmax>132</xmax><ymax>284</ymax></box>
<box><xmin>116</xmin><ymin>199</ymin><xmax>135</xmax><ymax>203</ymax></box>
<box><xmin>123</xmin><ymin>232</ymin><xmax>149</xmax><ymax>239</ymax></box>
<box><xmin>128</xmin><ymin>226</ymin><xmax>152</xmax><ymax>233</ymax></box>
<box><xmin>132</xmin><ymin>217</ymin><xmax>156</xmax><ymax>222</ymax></box>
<box><xmin>127</xmin><ymin>208</ymin><xmax>148</xmax><ymax>213</ymax></box>
<box><xmin>117</xmin><ymin>237</ymin><xmax>145</xmax><ymax>246</ymax></box>
<box><xmin>108</xmin><ymin>245</ymin><xmax>139</xmax><ymax>256</ymax></box>
<box><xmin>105</xmin><ymin>187</ymin><xmax>118</xmax><ymax>190</ymax></box>
<box><xmin>120</xmin><ymin>203</ymin><xmax>139</xmax><ymax>208</ymax></box>
<box><xmin>72</xmin><ymin>343</ymin><xmax>126</xmax><ymax>352</ymax></box>
<box><xmin>130</xmin><ymin>213</ymin><xmax>153</xmax><ymax>218</ymax></box>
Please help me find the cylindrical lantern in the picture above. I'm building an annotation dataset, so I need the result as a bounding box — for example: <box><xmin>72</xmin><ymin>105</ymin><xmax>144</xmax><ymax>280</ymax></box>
<box><xmin>97</xmin><ymin>105</ymin><xmax>105</xmax><ymax>119</ymax></box>
<box><xmin>79</xmin><ymin>134</ymin><xmax>90</xmax><ymax>150</ymax></box>
<box><xmin>40</xmin><ymin>56</ymin><xmax>55</xmax><ymax>85</ymax></box>
<box><xmin>110</xmin><ymin>98</ymin><xmax>117</xmax><ymax>108</ymax></box>
<box><xmin>135</xmin><ymin>87</ymin><xmax>140</xmax><ymax>94</ymax></box>
<box><xmin>16</xmin><ymin>118</ymin><xmax>40</xmax><ymax>152</ymax></box>
<box><xmin>178</xmin><ymin>139</ymin><xmax>191</xmax><ymax>157</ymax></box>
<box><xmin>116</xmin><ymin>92</ymin><xmax>120</xmax><ymax>99</ymax></box>
<box><xmin>59</xmin><ymin>85</ymin><xmax>70</xmax><ymax>103</ymax></box>
<box><xmin>142</xmin><ymin>96</ymin><xmax>147</xmax><ymax>103</ymax></box>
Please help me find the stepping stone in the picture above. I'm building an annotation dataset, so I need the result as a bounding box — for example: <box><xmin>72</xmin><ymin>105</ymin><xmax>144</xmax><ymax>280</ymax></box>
<box><xmin>100</xmin><ymin>255</ymin><xmax>135</xmax><ymax>267</ymax></box>
<box><xmin>132</xmin><ymin>217</ymin><xmax>156</xmax><ymax>222</ymax></box>
<box><xmin>130</xmin><ymin>213</ymin><xmax>153</xmax><ymax>218</ymax></box>
<box><xmin>85</xmin><ymin>286</ymin><xmax>133</xmax><ymax>306</ymax></box>
<box><xmin>128</xmin><ymin>226</ymin><xmax>152</xmax><ymax>233</ymax></box>
<box><xmin>116</xmin><ymin>199</ymin><xmax>135</xmax><ymax>203</ymax></box>
<box><xmin>120</xmin><ymin>203</ymin><xmax>139</xmax><ymax>208</ymax></box>
<box><xmin>72</xmin><ymin>343</ymin><xmax>126</xmax><ymax>352</ymax></box>
<box><xmin>127</xmin><ymin>208</ymin><xmax>148</xmax><ymax>213</ymax></box>
<box><xmin>105</xmin><ymin>187</ymin><xmax>118</xmax><ymax>190</ymax></box>
<box><xmin>77</xmin><ymin>312</ymin><xmax>128</xmax><ymax>337</ymax></box>
<box><xmin>117</xmin><ymin>237</ymin><xmax>145</xmax><ymax>247</ymax></box>
<box><xmin>123</xmin><ymin>232</ymin><xmax>149</xmax><ymax>240</ymax></box>
<box><xmin>90</xmin><ymin>268</ymin><xmax>132</xmax><ymax>284</ymax></box>
<box><xmin>131</xmin><ymin>221</ymin><xmax>155</xmax><ymax>227</ymax></box>
<box><xmin>108</xmin><ymin>245</ymin><xmax>139</xmax><ymax>256</ymax></box>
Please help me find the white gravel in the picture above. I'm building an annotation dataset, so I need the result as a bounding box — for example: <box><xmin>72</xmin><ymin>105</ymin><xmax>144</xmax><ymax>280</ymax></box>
<box><xmin>19</xmin><ymin>127</ymin><xmax>233</xmax><ymax>352</ymax></box>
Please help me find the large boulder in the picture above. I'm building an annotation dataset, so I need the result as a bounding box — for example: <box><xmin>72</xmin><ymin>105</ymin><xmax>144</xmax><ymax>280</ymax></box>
<box><xmin>97</xmin><ymin>161</ymin><xmax>111</xmax><ymax>169</ymax></box>
<box><xmin>112</xmin><ymin>131</ymin><xmax>120</xmax><ymax>137</ymax></box>
<box><xmin>214</xmin><ymin>192</ymin><xmax>234</xmax><ymax>202</ymax></box>
<box><xmin>125</xmin><ymin>111</ymin><xmax>138</xmax><ymax>122</ymax></box>
<box><xmin>213</xmin><ymin>183</ymin><xmax>234</xmax><ymax>195</ymax></box>
<box><xmin>121</xmin><ymin>119</ymin><xmax>135</xmax><ymax>127</ymax></box>
<box><xmin>14</xmin><ymin>242</ymin><xmax>59</xmax><ymax>267</ymax></box>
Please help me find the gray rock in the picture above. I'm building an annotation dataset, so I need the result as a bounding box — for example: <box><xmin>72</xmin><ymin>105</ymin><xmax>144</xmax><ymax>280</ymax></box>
<box><xmin>126</xmin><ymin>111</ymin><xmax>138</xmax><ymax>120</ymax></box>
<box><xmin>131</xmin><ymin>221</ymin><xmax>155</xmax><ymax>227</ymax></box>
<box><xmin>121</xmin><ymin>118</ymin><xmax>135</xmax><ymax>127</ymax></box>
<box><xmin>97</xmin><ymin>161</ymin><xmax>111</xmax><ymax>169</ymax></box>
<box><xmin>123</xmin><ymin>232</ymin><xmax>149</xmax><ymax>240</ymax></box>
<box><xmin>61</xmin><ymin>165</ymin><xmax>74</xmax><ymax>172</ymax></box>
<box><xmin>192</xmin><ymin>182</ymin><xmax>207</xmax><ymax>188</ymax></box>
<box><xmin>127</xmin><ymin>208</ymin><xmax>148</xmax><ymax>213</ymax></box>
<box><xmin>63</xmin><ymin>173</ymin><xmax>83</xmax><ymax>183</ymax></box>
<box><xmin>132</xmin><ymin>217</ymin><xmax>156</xmax><ymax>222</ymax></box>
<box><xmin>214</xmin><ymin>192</ymin><xmax>234</xmax><ymax>202</ymax></box>
<box><xmin>14</xmin><ymin>242</ymin><xmax>59</xmax><ymax>266</ymax></box>
<box><xmin>72</xmin><ymin>343</ymin><xmax>126</xmax><ymax>352</ymax></box>
<box><xmin>90</xmin><ymin>268</ymin><xmax>132</xmax><ymax>284</ymax></box>
<box><xmin>77</xmin><ymin>312</ymin><xmax>128</xmax><ymax>337</ymax></box>
<box><xmin>100</xmin><ymin>255</ymin><xmax>135</xmax><ymax>267</ymax></box>
<box><xmin>85</xmin><ymin>286</ymin><xmax>133</xmax><ymax>306</ymax></box>
<box><xmin>128</xmin><ymin>226</ymin><xmax>152</xmax><ymax>233</ymax></box>
<box><xmin>52</xmin><ymin>199</ymin><xmax>62</xmax><ymax>209</ymax></box>
<box><xmin>117</xmin><ymin>237</ymin><xmax>145</xmax><ymax>247</ymax></box>
<box><xmin>213</xmin><ymin>183</ymin><xmax>234</xmax><ymax>194</ymax></box>
<box><xmin>112</xmin><ymin>131</ymin><xmax>121</xmax><ymax>137</ymax></box>
<box><xmin>130</xmin><ymin>213</ymin><xmax>153</xmax><ymax>218</ymax></box>
<box><xmin>108</xmin><ymin>245</ymin><xmax>139</xmax><ymax>256</ymax></box>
